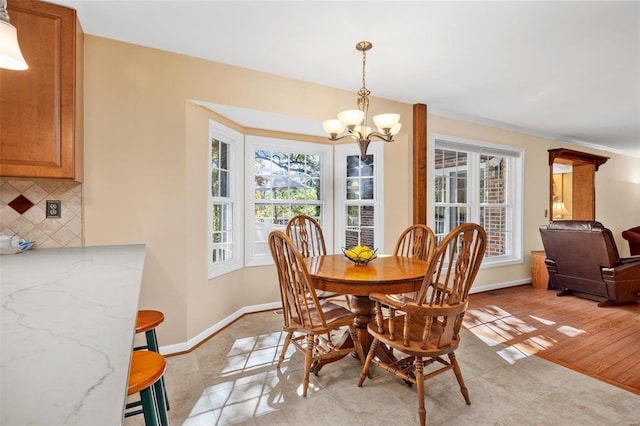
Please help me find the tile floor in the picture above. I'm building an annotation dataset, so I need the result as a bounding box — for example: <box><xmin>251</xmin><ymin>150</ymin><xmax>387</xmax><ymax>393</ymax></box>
<box><xmin>125</xmin><ymin>310</ymin><xmax>640</xmax><ymax>426</ymax></box>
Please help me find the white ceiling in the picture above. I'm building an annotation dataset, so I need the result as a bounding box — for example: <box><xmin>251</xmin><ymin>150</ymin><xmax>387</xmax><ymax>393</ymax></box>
<box><xmin>48</xmin><ymin>1</ymin><xmax>640</xmax><ymax>157</ymax></box>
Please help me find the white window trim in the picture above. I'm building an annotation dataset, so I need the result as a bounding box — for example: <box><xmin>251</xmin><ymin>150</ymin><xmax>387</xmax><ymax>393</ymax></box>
<box><xmin>208</xmin><ymin>120</ymin><xmax>244</xmax><ymax>279</ymax></box>
<box><xmin>429</xmin><ymin>133</ymin><xmax>524</xmax><ymax>268</ymax></box>
<box><xmin>334</xmin><ymin>142</ymin><xmax>385</xmax><ymax>253</ymax></box>
<box><xmin>244</xmin><ymin>135</ymin><xmax>334</xmax><ymax>267</ymax></box>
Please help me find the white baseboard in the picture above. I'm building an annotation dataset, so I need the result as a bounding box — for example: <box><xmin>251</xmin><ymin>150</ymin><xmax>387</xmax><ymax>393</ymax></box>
<box><xmin>159</xmin><ymin>301</ymin><xmax>281</xmax><ymax>355</ymax></box>
<box><xmin>470</xmin><ymin>278</ymin><xmax>531</xmax><ymax>294</ymax></box>
<box><xmin>159</xmin><ymin>279</ymin><xmax>531</xmax><ymax>355</ymax></box>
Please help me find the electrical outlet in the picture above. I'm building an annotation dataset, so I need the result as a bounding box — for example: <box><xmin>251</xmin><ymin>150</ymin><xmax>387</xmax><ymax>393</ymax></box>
<box><xmin>46</xmin><ymin>200</ymin><xmax>61</xmax><ymax>218</ymax></box>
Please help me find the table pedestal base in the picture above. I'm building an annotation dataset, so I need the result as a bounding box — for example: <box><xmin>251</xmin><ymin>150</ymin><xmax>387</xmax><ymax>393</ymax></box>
<box><xmin>311</xmin><ymin>295</ymin><xmax>399</xmax><ymax>374</ymax></box>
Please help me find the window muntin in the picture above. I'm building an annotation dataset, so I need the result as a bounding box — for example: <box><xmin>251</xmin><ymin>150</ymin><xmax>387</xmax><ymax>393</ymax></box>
<box><xmin>431</xmin><ymin>136</ymin><xmax>523</xmax><ymax>266</ymax></box>
<box><xmin>246</xmin><ymin>136</ymin><xmax>333</xmax><ymax>266</ymax></box>
<box><xmin>208</xmin><ymin>120</ymin><xmax>243</xmax><ymax>278</ymax></box>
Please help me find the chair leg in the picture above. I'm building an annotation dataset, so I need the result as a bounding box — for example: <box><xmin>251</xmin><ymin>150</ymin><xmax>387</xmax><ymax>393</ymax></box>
<box><xmin>140</xmin><ymin>386</ymin><xmax>160</xmax><ymax>426</ymax></box>
<box><xmin>278</xmin><ymin>332</ymin><xmax>293</xmax><ymax>368</ymax></box>
<box><xmin>153</xmin><ymin>376</ymin><xmax>170</xmax><ymax>426</ymax></box>
<box><xmin>415</xmin><ymin>357</ymin><xmax>426</xmax><ymax>426</ymax></box>
<box><xmin>145</xmin><ymin>329</ymin><xmax>159</xmax><ymax>352</ymax></box>
<box><xmin>449</xmin><ymin>352</ymin><xmax>470</xmax><ymax>405</ymax></box>
<box><xmin>145</xmin><ymin>328</ymin><xmax>170</xmax><ymax>411</ymax></box>
<box><xmin>358</xmin><ymin>338</ymin><xmax>379</xmax><ymax>387</ymax></box>
<box><xmin>302</xmin><ymin>334</ymin><xmax>314</xmax><ymax>397</ymax></box>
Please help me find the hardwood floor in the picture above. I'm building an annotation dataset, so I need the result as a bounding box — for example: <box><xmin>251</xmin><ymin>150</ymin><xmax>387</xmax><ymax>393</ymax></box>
<box><xmin>464</xmin><ymin>284</ymin><xmax>640</xmax><ymax>395</ymax></box>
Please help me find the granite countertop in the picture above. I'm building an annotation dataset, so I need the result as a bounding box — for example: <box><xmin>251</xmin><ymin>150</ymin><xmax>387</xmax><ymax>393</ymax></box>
<box><xmin>1</xmin><ymin>244</ymin><xmax>146</xmax><ymax>425</ymax></box>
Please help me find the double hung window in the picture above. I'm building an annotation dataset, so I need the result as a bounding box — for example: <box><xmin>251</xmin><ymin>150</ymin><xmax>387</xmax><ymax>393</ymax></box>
<box><xmin>245</xmin><ymin>136</ymin><xmax>333</xmax><ymax>266</ymax></box>
<box><xmin>334</xmin><ymin>143</ymin><xmax>384</xmax><ymax>252</ymax></box>
<box><xmin>208</xmin><ymin>120</ymin><xmax>243</xmax><ymax>278</ymax></box>
<box><xmin>431</xmin><ymin>135</ymin><xmax>523</xmax><ymax>266</ymax></box>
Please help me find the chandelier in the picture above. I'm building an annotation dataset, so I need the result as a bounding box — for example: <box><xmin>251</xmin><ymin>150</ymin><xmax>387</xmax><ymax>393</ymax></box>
<box><xmin>323</xmin><ymin>41</ymin><xmax>401</xmax><ymax>159</ymax></box>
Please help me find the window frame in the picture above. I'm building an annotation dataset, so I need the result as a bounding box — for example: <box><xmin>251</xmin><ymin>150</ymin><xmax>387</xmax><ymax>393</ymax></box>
<box><xmin>334</xmin><ymin>142</ymin><xmax>385</xmax><ymax>253</ymax></box>
<box><xmin>244</xmin><ymin>135</ymin><xmax>334</xmax><ymax>267</ymax></box>
<box><xmin>429</xmin><ymin>134</ymin><xmax>524</xmax><ymax>268</ymax></box>
<box><xmin>208</xmin><ymin>120</ymin><xmax>244</xmax><ymax>279</ymax></box>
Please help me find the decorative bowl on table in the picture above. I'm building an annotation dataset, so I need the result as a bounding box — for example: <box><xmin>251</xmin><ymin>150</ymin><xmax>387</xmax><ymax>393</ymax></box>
<box><xmin>342</xmin><ymin>246</ymin><xmax>378</xmax><ymax>265</ymax></box>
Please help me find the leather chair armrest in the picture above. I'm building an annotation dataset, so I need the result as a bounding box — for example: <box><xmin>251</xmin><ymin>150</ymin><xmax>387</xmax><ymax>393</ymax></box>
<box><xmin>625</xmin><ymin>225</ymin><xmax>640</xmax><ymax>234</ymax></box>
<box><xmin>602</xmin><ymin>260</ymin><xmax>640</xmax><ymax>281</ymax></box>
<box><xmin>622</xmin><ymin>230</ymin><xmax>640</xmax><ymax>243</ymax></box>
<box><xmin>620</xmin><ymin>255</ymin><xmax>640</xmax><ymax>264</ymax></box>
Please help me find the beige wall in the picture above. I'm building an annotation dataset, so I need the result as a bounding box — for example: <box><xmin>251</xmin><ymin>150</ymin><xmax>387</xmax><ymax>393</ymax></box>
<box><xmin>83</xmin><ymin>36</ymin><xmax>640</xmax><ymax>349</ymax></box>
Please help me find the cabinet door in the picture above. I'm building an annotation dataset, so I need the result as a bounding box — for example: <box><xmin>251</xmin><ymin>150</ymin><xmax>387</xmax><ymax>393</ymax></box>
<box><xmin>0</xmin><ymin>0</ymin><xmax>83</xmax><ymax>181</ymax></box>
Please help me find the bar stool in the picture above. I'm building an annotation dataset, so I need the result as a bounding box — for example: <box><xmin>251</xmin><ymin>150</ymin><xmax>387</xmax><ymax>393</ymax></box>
<box><xmin>135</xmin><ymin>310</ymin><xmax>164</xmax><ymax>352</ymax></box>
<box><xmin>126</xmin><ymin>351</ymin><xmax>169</xmax><ymax>426</ymax></box>
<box><xmin>133</xmin><ymin>310</ymin><xmax>169</xmax><ymax>410</ymax></box>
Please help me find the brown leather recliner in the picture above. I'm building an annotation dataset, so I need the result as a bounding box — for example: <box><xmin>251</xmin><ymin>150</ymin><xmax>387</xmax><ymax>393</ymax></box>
<box><xmin>539</xmin><ymin>221</ymin><xmax>640</xmax><ymax>306</ymax></box>
<box><xmin>622</xmin><ymin>225</ymin><xmax>640</xmax><ymax>256</ymax></box>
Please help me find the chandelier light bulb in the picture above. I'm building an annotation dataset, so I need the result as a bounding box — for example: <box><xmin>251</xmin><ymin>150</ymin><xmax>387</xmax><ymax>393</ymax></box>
<box><xmin>338</xmin><ymin>109</ymin><xmax>364</xmax><ymax>126</ymax></box>
<box><xmin>373</xmin><ymin>113</ymin><xmax>400</xmax><ymax>132</ymax></box>
<box><xmin>322</xmin><ymin>119</ymin><xmax>346</xmax><ymax>136</ymax></box>
<box><xmin>353</xmin><ymin>125</ymin><xmax>372</xmax><ymax>137</ymax></box>
<box><xmin>390</xmin><ymin>123</ymin><xmax>402</xmax><ymax>135</ymax></box>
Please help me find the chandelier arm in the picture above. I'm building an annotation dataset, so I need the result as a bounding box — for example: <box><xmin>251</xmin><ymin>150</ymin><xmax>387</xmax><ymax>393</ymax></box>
<box><xmin>367</xmin><ymin>132</ymin><xmax>395</xmax><ymax>143</ymax></box>
<box><xmin>327</xmin><ymin>133</ymin><xmax>359</xmax><ymax>142</ymax></box>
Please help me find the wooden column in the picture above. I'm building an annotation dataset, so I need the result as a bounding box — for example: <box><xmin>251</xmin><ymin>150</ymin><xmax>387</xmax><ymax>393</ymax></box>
<box><xmin>412</xmin><ymin>103</ymin><xmax>427</xmax><ymax>225</ymax></box>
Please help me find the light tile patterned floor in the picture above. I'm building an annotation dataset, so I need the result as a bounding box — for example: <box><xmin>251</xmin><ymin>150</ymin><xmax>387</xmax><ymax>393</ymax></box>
<box><xmin>125</xmin><ymin>311</ymin><xmax>640</xmax><ymax>425</ymax></box>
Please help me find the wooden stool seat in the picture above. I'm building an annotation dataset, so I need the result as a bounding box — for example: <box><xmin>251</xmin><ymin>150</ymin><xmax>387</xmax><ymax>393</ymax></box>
<box><xmin>136</xmin><ymin>310</ymin><xmax>165</xmax><ymax>334</ymax></box>
<box><xmin>128</xmin><ymin>351</ymin><xmax>166</xmax><ymax>395</ymax></box>
<box><xmin>127</xmin><ymin>351</ymin><xmax>168</xmax><ymax>425</ymax></box>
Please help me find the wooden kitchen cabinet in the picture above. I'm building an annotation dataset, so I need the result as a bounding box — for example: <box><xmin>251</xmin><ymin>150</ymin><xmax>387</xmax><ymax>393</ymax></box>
<box><xmin>0</xmin><ymin>0</ymin><xmax>83</xmax><ymax>181</ymax></box>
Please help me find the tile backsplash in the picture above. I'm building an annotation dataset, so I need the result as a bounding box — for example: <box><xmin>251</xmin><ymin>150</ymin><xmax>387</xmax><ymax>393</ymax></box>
<box><xmin>0</xmin><ymin>179</ymin><xmax>83</xmax><ymax>248</ymax></box>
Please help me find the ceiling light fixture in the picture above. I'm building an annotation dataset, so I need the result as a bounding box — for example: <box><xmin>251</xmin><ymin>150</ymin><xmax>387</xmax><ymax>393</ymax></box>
<box><xmin>0</xmin><ymin>0</ymin><xmax>28</xmax><ymax>70</ymax></box>
<box><xmin>323</xmin><ymin>41</ymin><xmax>400</xmax><ymax>159</ymax></box>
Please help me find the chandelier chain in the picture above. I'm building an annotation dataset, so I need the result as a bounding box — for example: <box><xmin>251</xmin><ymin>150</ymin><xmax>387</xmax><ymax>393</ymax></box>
<box><xmin>361</xmin><ymin>47</ymin><xmax>367</xmax><ymax>92</ymax></box>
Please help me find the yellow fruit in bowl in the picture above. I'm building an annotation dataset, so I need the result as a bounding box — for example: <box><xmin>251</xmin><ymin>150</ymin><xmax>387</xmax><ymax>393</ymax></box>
<box><xmin>345</xmin><ymin>249</ymin><xmax>358</xmax><ymax>260</ymax></box>
<box><xmin>359</xmin><ymin>250</ymin><xmax>373</xmax><ymax>260</ymax></box>
<box><xmin>344</xmin><ymin>245</ymin><xmax>377</xmax><ymax>263</ymax></box>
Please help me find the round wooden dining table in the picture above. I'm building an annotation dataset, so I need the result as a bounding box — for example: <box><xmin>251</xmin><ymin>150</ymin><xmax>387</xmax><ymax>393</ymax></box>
<box><xmin>304</xmin><ymin>254</ymin><xmax>429</xmax><ymax>356</ymax></box>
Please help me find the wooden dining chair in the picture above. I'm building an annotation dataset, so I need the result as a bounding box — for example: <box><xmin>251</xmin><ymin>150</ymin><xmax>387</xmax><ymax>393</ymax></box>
<box><xmin>285</xmin><ymin>214</ymin><xmax>326</xmax><ymax>257</ymax></box>
<box><xmin>285</xmin><ymin>214</ymin><xmax>346</xmax><ymax>303</ymax></box>
<box><xmin>268</xmin><ymin>230</ymin><xmax>366</xmax><ymax>397</ymax></box>
<box><xmin>393</xmin><ymin>224</ymin><xmax>437</xmax><ymax>300</ymax></box>
<box><xmin>394</xmin><ymin>224</ymin><xmax>436</xmax><ymax>262</ymax></box>
<box><xmin>358</xmin><ymin>223</ymin><xmax>487</xmax><ymax>426</ymax></box>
